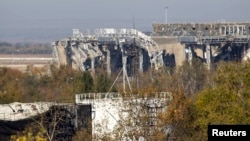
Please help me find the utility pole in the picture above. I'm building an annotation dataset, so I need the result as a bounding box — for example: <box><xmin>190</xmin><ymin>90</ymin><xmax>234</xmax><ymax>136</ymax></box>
<box><xmin>165</xmin><ymin>0</ymin><xmax>168</xmax><ymax>24</ymax></box>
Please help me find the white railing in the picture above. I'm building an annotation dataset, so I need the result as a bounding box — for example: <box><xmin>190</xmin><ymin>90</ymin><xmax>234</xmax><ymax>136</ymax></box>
<box><xmin>75</xmin><ymin>92</ymin><xmax>172</xmax><ymax>104</ymax></box>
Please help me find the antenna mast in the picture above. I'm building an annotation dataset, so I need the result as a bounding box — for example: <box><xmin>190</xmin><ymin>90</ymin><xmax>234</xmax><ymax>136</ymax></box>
<box><xmin>133</xmin><ymin>14</ymin><xmax>135</xmax><ymax>30</ymax></box>
<box><xmin>165</xmin><ymin>0</ymin><xmax>168</xmax><ymax>24</ymax></box>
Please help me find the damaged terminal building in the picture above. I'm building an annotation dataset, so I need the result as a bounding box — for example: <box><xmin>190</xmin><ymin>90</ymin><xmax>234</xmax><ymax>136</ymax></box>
<box><xmin>152</xmin><ymin>22</ymin><xmax>250</xmax><ymax>69</ymax></box>
<box><xmin>53</xmin><ymin>22</ymin><xmax>250</xmax><ymax>74</ymax></box>
<box><xmin>52</xmin><ymin>28</ymin><xmax>167</xmax><ymax>75</ymax></box>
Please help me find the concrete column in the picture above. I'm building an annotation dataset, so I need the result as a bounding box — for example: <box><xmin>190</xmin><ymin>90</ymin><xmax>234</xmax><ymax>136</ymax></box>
<box><xmin>237</xmin><ymin>26</ymin><xmax>240</xmax><ymax>35</ymax></box>
<box><xmin>139</xmin><ymin>50</ymin><xmax>143</xmax><ymax>73</ymax></box>
<box><xmin>224</xmin><ymin>26</ymin><xmax>227</xmax><ymax>35</ymax></box>
<box><xmin>91</xmin><ymin>57</ymin><xmax>95</xmax><ymax>72</ymax></box>
<box><xmin>185</xmin><ymin>45</ymin><xmax>193</xmax><ymax>65</ymax></box>
<box><xmin>233</xmin><ymin>26</ymin><xmax>235</xmax><ymax>35</ymax></box>
<box><xmin>187</xmin><ymin>46</ymin><xmax>193</xmax><ymax>64</ymax></box>
<box><xmin>122</xmin><ymin>54</ymin><xmax>127</xmax><ymax>92</ymax></box>
<box><xmin>219</xmin><ymin>27</ymin><xmax>222</xmax><ymax>35</ymax></box>
<box><xmin>239</xmin><ymin>26</ymin><xmax>241</xmax><ymax>35</ymax></box>
<box><xmin>189</xmin><ymin>46</ymin><xmax>193</xmax><ymax>64</ymax></box>
<box><xmin>107</xmin><ymin>49</ymin><xmax>111</xmax><ymax>75</ymax></box>
<box><xmin>229</xmin><ymin>26</ymin><xmax>231</xmax><ymax>35</ymax></box>
<box><xmin>242</xmin><ymin>25</ymin><xmax>245</xmax><ymax>35</ymax></box>
<box><xmin>239</xmin><ymin>25</ymin><xmax>243</xmax><ymax>35</ymax></box>
<box><xmin>206</xmin><ymin>44</ymin><xmax>211</xmax><ymax>70</ymax></box>
<box><xmin>203</xmin><ymin>45</ymin><xmax>206</xmax><ymax>62</ymax></box>
<box><xmin>243</xmin><ymin>43</ymin><xmax>246</xmax><ymax>59</ymax></box>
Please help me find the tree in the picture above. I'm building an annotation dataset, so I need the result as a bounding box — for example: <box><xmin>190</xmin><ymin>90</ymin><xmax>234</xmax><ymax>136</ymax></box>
<box><xmin>72</xmin><ymin>119</ymin><xmax>92</xmax><ymax>141</ymax></box>
<box><xmin>95</xmin><ymin>73</ymin><xmax>112</xmax><ymax>93</ymax></box>
<box><xmin>191</xmin><ymin>61</ymin><xmax>250</xmax><ymax>139</ymax></box>
<box><xmin>22</xmin><ymin>73</ymin><xmax>41</xmax><ymax>101</ymax></box>
<box><xmin>177</xmin><ymin>59</ymin><xmax>208</xmax><ymax>96</ymax></box>
<box><xmin>0</xmin><ymin>67</ymin><xmax>25</xmax><ymax>103</ymax></box>
<box><xmin>81</xmin><ymin>72</ymin><xmax>94</xmax><ymax>93</ymax></box>
<box><xmin>163</xmin><ymin>61</ymin><xmax>250</xmax><ymax>140</ymax></box>
<box><xmin>20</xmin><ymin>105</ymin><xmax>76</xmax><ymax>141</ymax></box>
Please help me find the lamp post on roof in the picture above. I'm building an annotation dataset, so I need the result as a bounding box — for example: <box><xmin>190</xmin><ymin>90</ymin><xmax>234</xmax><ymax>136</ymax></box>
<box><xmin>165</xmin><ymin>0</ymin><xmax>168</xmax><ymax>24</ymax></box>
<box><xmin>165</xmin><ymin>6</ymin><xmax>168</xmax><ymax>24</ymax></box>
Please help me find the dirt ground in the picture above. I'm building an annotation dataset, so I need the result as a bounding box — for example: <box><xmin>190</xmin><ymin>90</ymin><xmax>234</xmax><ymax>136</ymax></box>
<box><xmin>0</xmin><ymin>54</ymin><xmax>53</xmax><ymax>58</ymax></box>
<box><xmin>0</xmin><ymin>54</ymin><xmax>54</xmax><ymax>72</ymax></box>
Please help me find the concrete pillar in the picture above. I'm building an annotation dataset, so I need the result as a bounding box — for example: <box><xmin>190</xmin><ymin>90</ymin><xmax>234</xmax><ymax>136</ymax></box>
<box><xmin>139</xmin><ymin>50</ymin><xmax>143</xmax><ymax>73</ymax></box>
<box><xmin>233</xmin><ymin>26</ymin><xmax>235</xmax><ymax>35</ymax></box>
<box><xmin>189</xmin><ymin>46</ymin><xmax>193</xmax><ymax>64</ymax></box>
<box><xmin>239</xmin><ymin>26</ymin><xmax>241</xmax><ymax>35</ymax></box>
<box><xmin>206</xmin><ymin>44</ymin><xmax>211</xmax><ymax>70</ymax></box>
<box><xmin>91</xmin><ymin>57</ymin><xmax>95</xmax><ymax>72</ymax></box>
<box><xmin>242</xmin><ymin>25</ymin><xmax>245</xmax><ymax>35</ymax></box>
<box><xmin>227</xmin><ymin>44</ymin><xmax>231</xmax><ymax>61</ymax></box>
<box><xmin>237</xmin><ymin>26</ymin><xmax>240</xmax><ymax>35</ymax></box>
<box><xmin>243</xmin><ymin>43</ymin><xmax>246</xmax><ymax>58</ymax></box>
<box><xmin>239</xmin><ymin>25</ymin><xmax>243</xmax><ymax>35</ymax></box>
<box><xmin>186</xmin><ymin>46</ymin><xmax>193</xmax><ymax>64</ymax></box>
<box><xmin>219</xmin><ymin>27</ymin><xmax>222</xmax><ymax>35</ymax></box>
<box><xmin>122</xmin><ymin>54</ymin><xmax>127</xmax><ymax>92</ymax></box>
<box><xmin>224</xmin><ymin>26</ymin><xmax>227</xmax><ymax>35</ymax></box>
<box><xmin>107</xmin><ymin>49</ymin><xmax>111</xmax><ymax>75</ymax></box>
<box><xmin>185</xmin><ymin>45</ymin><xmax>193</xmax><ymax>64</ymax></box>
<box><xmin>203</xmin><ymin>45</ymin><xmax>206</xmax><ymax>62</ymax></box>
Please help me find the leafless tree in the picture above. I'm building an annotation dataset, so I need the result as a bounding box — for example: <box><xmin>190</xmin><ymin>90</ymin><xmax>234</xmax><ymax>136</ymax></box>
<box><xmin>29</xmin><ymin>104</ymin><xmax>75</xmax><ymax>141</ymax></box>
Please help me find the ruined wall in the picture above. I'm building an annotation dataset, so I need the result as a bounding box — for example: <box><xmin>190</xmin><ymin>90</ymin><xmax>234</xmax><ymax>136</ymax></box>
<box><xmin>153</xmin><ymin>22</ymin><xmax>250</xmax><ymax>36</ymax></box>
<box><xmin>75</xmin><ymin>92</ymin><xmax>172</xmax><ymax>140</ymax></box>
<box><xmin>0</xmin><ymin>103</ymin><xmax>91</xmax><ymax>141</ymax></box>
<box><xmin>152</xmin><ymin>37</ymin><xmax>185</xmax><ymax>67</ymax></box>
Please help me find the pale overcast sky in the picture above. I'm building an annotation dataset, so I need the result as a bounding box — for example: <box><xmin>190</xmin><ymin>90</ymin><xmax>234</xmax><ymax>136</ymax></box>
<box><xmin>0</xmin><ymin>0</ymin><xmax>249</xmax><ymax>42</ymax></box>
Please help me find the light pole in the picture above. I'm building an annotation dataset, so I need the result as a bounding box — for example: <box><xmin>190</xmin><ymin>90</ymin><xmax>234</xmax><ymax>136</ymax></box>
<box><xmin>165</xmin><ymin>0</ymin><xmax>168</xmax><ymax>24</ymax></box>
<box><xmin>165</xmin><ymin>6</ymin><xmax>168</xmax><ymax>24</ymax></box>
